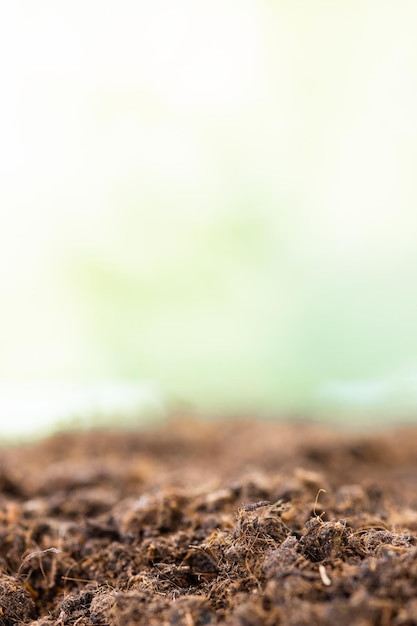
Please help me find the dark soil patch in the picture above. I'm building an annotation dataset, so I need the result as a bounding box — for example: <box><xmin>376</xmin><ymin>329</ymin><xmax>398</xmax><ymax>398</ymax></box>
<box><xmin>1</xmin><ymin>418</ymin><xmax>417</xmax><ymax>625</ymax></box>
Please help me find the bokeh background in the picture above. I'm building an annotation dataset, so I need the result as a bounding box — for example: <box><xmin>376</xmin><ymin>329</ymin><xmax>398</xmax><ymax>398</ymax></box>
<box><xmin>1</xmin><ymin>1</ymin><xmax>417</xmax><ymax>438</ymax></box>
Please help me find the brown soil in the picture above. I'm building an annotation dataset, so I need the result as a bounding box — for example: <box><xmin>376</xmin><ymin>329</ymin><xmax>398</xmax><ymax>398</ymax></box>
<box><xmin>1</xmin><ymin>417</ymin><xmax>417</xmax><ymax>625</ymax></box>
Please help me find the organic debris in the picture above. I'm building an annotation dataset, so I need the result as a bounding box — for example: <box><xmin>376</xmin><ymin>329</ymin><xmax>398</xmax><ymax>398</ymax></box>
<box><xmin>0</xmin><ymin>418</ymin><xmax>417</xmax><ymax>624</ymax></box>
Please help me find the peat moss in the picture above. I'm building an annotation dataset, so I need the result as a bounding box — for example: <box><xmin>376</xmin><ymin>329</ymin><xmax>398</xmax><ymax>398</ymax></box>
<box><xmin>0</xmin><ymin>418</ymin><xmax>417</xmax><ymax>624</ymax></box>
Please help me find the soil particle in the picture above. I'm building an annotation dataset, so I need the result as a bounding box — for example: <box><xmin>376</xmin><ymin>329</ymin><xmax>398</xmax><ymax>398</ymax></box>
<box><xmin>0</xmin><ymin>576</ymin><xmax>37</xmax><ymax>625</ymax></box>
<box><xmin>1</xmin><ymin>418</ymin><xmax>417</xmax><ymax>624</ymax></box>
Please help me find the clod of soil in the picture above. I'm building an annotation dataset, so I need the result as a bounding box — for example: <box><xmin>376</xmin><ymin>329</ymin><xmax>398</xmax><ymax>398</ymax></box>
<box><xmin>1</xmin><ymin>417</ymin><xmax>417</xmax><ymax>625</ymax></box>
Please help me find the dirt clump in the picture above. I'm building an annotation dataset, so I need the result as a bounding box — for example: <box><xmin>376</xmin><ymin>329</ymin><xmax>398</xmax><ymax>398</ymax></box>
<box><xmin>1</xmin><ymin>418</ymin><xmax>417</xmax><ymax>624</ymax></box>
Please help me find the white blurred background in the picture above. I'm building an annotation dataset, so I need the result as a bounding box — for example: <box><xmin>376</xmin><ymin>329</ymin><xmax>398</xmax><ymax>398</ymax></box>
<box><xmin>1</xmin><ymin>1</ymin><xmax>417</xmax><ymax>438</ymax></box>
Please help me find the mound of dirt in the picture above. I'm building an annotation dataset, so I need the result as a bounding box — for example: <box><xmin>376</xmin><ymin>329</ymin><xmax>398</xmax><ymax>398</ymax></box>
<box><xmin>1</xmin><ymin>418</ymin><xmax>417</xmax><ymax>625</ymax></box>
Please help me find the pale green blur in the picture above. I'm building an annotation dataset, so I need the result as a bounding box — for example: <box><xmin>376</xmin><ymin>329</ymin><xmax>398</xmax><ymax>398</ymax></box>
<box><xmin>1</xmin><ymin>1</ymin><xmax>417</xmax><ymax>435</ymax></box>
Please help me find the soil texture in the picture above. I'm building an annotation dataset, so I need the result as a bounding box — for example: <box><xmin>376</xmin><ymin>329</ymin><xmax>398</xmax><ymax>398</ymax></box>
<box><xmin>1</xmin><ymin>418</ymin><xmax>417</xmax><ymax>625</ymax></box>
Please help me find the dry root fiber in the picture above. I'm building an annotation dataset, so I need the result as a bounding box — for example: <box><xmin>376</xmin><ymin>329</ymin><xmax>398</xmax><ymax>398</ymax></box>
<box><xmin>1</xmin><ymin>418</ymin><xmax>417</xmax><ymax>624</ymax></box>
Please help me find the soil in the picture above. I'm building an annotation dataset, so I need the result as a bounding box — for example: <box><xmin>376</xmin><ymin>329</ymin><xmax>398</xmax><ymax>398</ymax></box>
<box><xmin>1</xmin><ymin>417</ymin><xmax>417</xmax><ymax>625</ymax></box>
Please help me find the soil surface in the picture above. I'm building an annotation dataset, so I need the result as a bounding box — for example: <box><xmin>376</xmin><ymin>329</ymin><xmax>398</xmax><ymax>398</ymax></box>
<box><xmin>1</xmin><ymin>417</ymin><xmax>417</xmax><ymax>625</ymax></box>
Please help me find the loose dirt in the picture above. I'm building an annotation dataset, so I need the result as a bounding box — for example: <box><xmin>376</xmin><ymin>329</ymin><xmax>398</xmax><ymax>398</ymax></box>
<box><xmin>1</xmin><ymin>417</ymin><xmax>417</xmax><ymax>625</ymax></box>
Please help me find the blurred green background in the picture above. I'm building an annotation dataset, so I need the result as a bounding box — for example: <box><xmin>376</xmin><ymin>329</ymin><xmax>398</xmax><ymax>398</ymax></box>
<box><xmin>1</xmin><ymin>0</ymin><xmax>417</xmax><ymax>437</ymax></box>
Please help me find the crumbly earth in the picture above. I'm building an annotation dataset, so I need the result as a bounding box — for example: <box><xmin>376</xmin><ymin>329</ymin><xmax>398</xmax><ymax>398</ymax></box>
<box><xmin>1</xmin><ymin>417</ymin><xmax>417</xmax><ymax>625</ymax></box>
